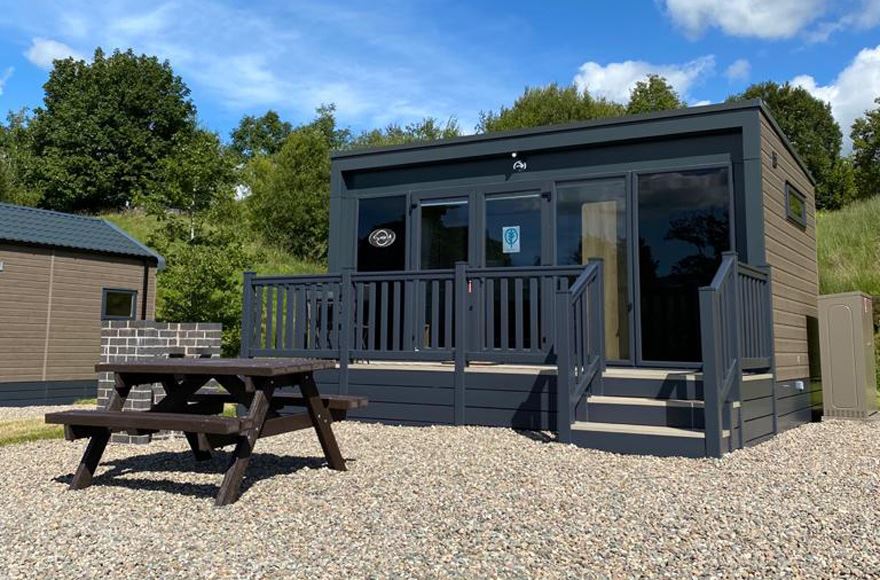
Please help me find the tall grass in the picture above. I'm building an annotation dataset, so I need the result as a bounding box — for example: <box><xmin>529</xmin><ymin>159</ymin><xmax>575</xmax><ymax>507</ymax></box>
<box><xmin>817</xmin><ymin>196</ymin><xmax>880</xmax><ymax>296</ymax></box>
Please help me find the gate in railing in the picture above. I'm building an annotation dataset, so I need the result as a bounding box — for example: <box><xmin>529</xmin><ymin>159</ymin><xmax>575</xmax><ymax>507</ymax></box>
<box><xmin>699</xmin><ymin>252</ymin><xmax>774</xmax><ymax>457</ymax></box>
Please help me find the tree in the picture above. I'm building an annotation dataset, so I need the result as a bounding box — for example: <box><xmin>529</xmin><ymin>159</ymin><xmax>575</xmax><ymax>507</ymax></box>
<box><xmin>477</xmin><ymin>83</ymin><xmax>625</xmax><ymax>133</ymax></box>
<box><xmin>26</xmin><ymin>48</ymin><xmax>197</xmax><ymax>212</ymax></box>
<box><xmin>148</xmin><ymin>200</ymin><xmax>252</xmax><ymax>356</ymax></box>
<box><xmin>229</xmin><ymin>110</ymin><xmax>293</xmax><ymax>161</ymax></box>
<box><xmin>245</xmin><ymin>109</ymin><xmax>336</xmax><ymax>262</ymax></box>
<box><xmin>851</xmin><ymin>97</ymin><xmax>880</xmax><ymax>201</ymax></box>
<box><xmin>0</xmin><ymin>110</ymin><xmax>40</xmax><ymax>206</ymax></box>
<box><xmin>146</xmin><ymin>128</ymin><xmax>235</xmax><ymax>238</ymax></box>
<box><xmin>626</xmin><ymin>75</ymin><xmax>685</xmax><ymax>115</ymax></box>
<box><xmin>728</xmin><ymin>82</ymin><xmax>843</xmax><ymax>209</ymax></box>
<box><xmin>350</xmin><ymin>117</ymin><xmax>461</xmax><ymax>149</ymax></box>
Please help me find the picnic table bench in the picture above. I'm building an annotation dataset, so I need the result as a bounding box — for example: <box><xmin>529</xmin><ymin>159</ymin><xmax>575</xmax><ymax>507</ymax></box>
<box><xmin>45</xmin><ymin>358</ymin><xmax>367</xmax><ymax>505</ymax></box>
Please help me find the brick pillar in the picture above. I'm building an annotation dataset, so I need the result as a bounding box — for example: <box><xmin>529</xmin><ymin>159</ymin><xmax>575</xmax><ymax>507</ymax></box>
<box><xmin>98</xmin><ymin>321</ymin><xmax>223</xmax><ymax>443</ymax></box>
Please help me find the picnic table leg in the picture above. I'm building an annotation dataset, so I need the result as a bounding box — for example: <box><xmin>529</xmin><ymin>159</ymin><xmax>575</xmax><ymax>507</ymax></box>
<box><xmin>300</xmin><ymin>372</ymin><xmax>346</xmax><ymax>471</ymax></box>
<box><xmin>69</xmin><ymin>373</ymin><xmax>134</xmax><ymax>490</ymax></box>
<box><xmin>215</xmin><ymin>377</ymin><xmax>274</xmax><ymax>506</ymax></box>
<box><xmin>184</xmin><ymin>432</ymin><xmax>213</xmax><ymax>461</ymax></box>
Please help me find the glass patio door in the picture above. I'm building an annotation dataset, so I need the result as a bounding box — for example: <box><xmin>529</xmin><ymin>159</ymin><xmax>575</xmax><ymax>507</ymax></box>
<box><xmin>635</xmin><ymin>167</ymin><xmax>732</xmax><ymax>364</ymax></box>
<box><xmin>556</xmin><ymin>178</ymin><xmax>632</xmax><ymax>362</ymax></box>
<box><xmin>416</xmin><ymin>197</ymin><xmax>470</xmax><ymax>270</ymax></box>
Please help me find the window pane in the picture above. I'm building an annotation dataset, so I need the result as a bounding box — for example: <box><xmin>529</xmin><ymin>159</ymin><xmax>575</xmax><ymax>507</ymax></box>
<box><xmin>105</xmin><ymin>291</ymin><xmax>135</xmax><ymax>318</ymax></box>
<box><xmin>557</xmin><ymin>178</ymin><xmax>629</xmax><ymax>360</ymax></box>
<box><xmin>485</xmin><ymin>195</ymin><xmax>541</xmax><ymax>267</ymax></box>
<box><xmin>420</xmin><ymin>200</ymin><xmax>469</xmax><ymax>269</ymax></box>
<box><xmin>357</xmin><ymin>196</ymin><xmax>407</xmax><ymax>272</ymax></box>
<box><xmin>637</xmin><ymin>168</ymin><xmax>730</xmax><ymax>363</ymax></box>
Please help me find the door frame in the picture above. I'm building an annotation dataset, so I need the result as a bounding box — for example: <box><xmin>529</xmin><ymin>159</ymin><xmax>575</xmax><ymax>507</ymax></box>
<box><xmin>409</xmin><ymin>185</ymin><xmax>476</xmax><ymax>270</ymax></box>
<box><xmin>476</xmin><ymin>179</ymin><xmax>553</xmax><ymax>267</ymax></box>
<box><xmin>630</xmin><ymin>161</ymin><xmax>736</xmax><ymax>368</ymax></box>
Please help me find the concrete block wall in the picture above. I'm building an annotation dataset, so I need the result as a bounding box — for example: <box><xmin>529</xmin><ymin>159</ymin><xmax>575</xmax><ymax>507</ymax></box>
<box><xmin>97</xmin><ymin>321</ymin><xmax>222</xmax><ymax>443</ymax></box>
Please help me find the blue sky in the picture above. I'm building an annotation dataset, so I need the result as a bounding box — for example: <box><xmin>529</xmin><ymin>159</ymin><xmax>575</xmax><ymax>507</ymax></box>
<box><xmin>0</xmin><ymin>0</ymin><xmax>879</xmax><ymax>149</ymax></box>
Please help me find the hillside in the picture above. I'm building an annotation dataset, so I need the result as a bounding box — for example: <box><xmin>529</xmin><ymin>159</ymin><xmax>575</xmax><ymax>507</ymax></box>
<box><xmin>817</xmin><ymin>196</ymin><xmax>880</xmax><ymax>296</ymax></box>
<box><xmin>103</xmin><ymin>210</ymin><xmax>325</xmax><ymax>276</ymax></box>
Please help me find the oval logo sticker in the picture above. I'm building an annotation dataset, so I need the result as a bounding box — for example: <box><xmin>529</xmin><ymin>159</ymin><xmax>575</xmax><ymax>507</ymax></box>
<box><xmin>368</xmin><ymin>228</ymin><xmax>396</xmax><ymax>248</ymax></box>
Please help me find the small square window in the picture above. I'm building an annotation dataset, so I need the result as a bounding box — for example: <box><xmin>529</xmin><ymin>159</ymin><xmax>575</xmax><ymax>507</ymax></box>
<box><xmin>785</xmin><ymin>183</ymin><xmax>807</xmax><ymax>229</ymax></box>
<box><xmin>102</xmin><ymin>289</ymin><xmax>137</xmax><ymax>320</ymax></box>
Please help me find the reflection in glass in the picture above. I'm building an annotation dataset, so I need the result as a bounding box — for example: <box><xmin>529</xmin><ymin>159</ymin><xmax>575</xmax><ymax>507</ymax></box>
<box><xmin>420</xmin><ymin>200</ymin><xmax>469</xmax><ymax>269</ymax></box>
<box><xmin>557</xmin><ymin>179</ymin><xmax>629</xmax><ymax>360</ymax></box>
<box><xmin>485</xmin><ymin>195</ymin><xmax>542</xmax><ymax>267</ymax></box>
<box><xmin>637</xmin><ymin>168</ymin><xmax>730</xmax><ymax>363</ymax></box>
<box><xmin>357</xmin><ymin>195</ymin><xmax>406</xmax><ymax>272</ymax></box>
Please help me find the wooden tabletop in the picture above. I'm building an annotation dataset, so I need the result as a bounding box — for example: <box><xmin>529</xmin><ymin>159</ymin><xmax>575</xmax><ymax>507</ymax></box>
<box><xmin>95</xmin><ymin>357</ymin><xmax>337</xmax><ymax>377</ymax></box>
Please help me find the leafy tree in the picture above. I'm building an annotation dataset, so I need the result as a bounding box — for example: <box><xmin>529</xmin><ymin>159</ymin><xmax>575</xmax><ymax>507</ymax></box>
<box><xmin>229</xmin><ymin>110</ymin><xmax>293</xmax><ymax>161</ymax></box>
<box><xmin>26</xmin><ymin>48</ymin><xmax>196</xmax><ymax>212</ymax></box>
<box><xmin>350</xmin><ymin>117</ymin><xmax>461</xmax><ymax>148</ymax></box>
<box><xmin>626</xmin><ymin>75</ymin><xmax>685</xmax><ymax>115</ymax></box>
<box><xmin>146</xmin><ymin>128</ymin><xmax>235</xmax><ymax>238</ymax></box>
<box><xmin>245</xmin><ymin>108</ymin><xmax>335</xmax><ymax>262</ymax></box>
<box><xmin>477</xmin><ymin>83</ymin><xmax>625</xmax><ymax>133</ymax></box>
<box><xmin>728</xmin><ymin>82</ymin><xmax>843</xmax><ymax>209</ymax></box>
<box><xmin>0</xmin><ymin>110</ymin><xmax>40</xmax><ymax>206</ymax></box>
<box><xmin>148</xmin><ymin>201</ymin><xmax>252</xmax><ymax>356</ymax></box>
<box><xmin>851</xmin><ymin>97</ymin><xmax>880</xmax><ymax>201</ymax></box>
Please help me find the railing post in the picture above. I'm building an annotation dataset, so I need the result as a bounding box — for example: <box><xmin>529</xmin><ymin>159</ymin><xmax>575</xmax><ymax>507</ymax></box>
<box><xmin>555</xmin><ymin>284</ymin><xmax>573</xmax><ymax>443</ymax></box>
<box><xmin>240</xmin><ymin>271</ymin><xmax>255</xmax><ymax>358</ymax></box>
<box><xmin>590</xmin><ymin>259</ymin><xmax>606</xmax><ymax>394</ymax></box>
<box><xmin>763</xmin><ymin>264</ymin><xmax>778</xmax><ymax>436</ymax></box>
<box><xmin>699</xmin><ymin>287</ymin><xmax>723</xmax><ymax>458</ymax></box>
<box><xmin>454</xmin><ymin>262</ymin><xmax>467</xmax><ymax>425</ymax></box>
<box><xmin>339</xmin><ymin>269</ymin><xmax>353</xmax><ymax>395</ymax></box>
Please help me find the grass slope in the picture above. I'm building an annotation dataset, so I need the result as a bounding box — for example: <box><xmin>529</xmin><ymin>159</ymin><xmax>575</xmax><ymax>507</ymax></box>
<box><xmin>103</xmin><ymin>210</ymin><xmax>325</xmax><ymax>276</ymax></box>
<box><xmin>817</xmin><ymin>196</ymin><xmax>880</xmax><ymax>296</ymax></box>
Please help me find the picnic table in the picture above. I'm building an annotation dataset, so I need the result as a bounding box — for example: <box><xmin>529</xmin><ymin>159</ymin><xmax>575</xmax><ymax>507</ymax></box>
<box><xmin>45</xmin><ymin>358</ymin><xmax>367</xmax><ymax>505</ymax></box>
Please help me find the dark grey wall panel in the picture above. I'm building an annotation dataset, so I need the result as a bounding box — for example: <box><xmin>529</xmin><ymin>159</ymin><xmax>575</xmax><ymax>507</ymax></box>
<box><xmin>741</xmin><ymin>378</ymin><xmax>773</xmax><ymax>401</ymax></box>
<box><xmin>349</xmin><ymin>402</ymin><xmax>454</xmax><ymax>424</ymax></box>
<box><xmin>463</xmin><ymin>371</ymin><xmax>554</xmax><ymax>392</ymax></box>
<box><xmin>777</xmin><ymin>407</ymin><xmax>813</xmax><ymax>432</ymax></box>
<box><xmin>465</xmin><ymin>387</ymin><xmax>555</xmax><ymax>411</ymax></box>
<box><xmin>743</xmin><ymin>414</ymin><xmax>775</xmax><ymax>444</ymax></box>
<box><xmin>0</xmin><ymin>380</ymin><xmax>96</xmax><ymax>406</ymax></box>
<box><xmin>347</xmin><ymin>384</ymin><xmax>454</xmax><ymax>406</ymax></box>
<box><xmin>466</xmin><ymin>407</ymin><xmax>554</xmax><ymax>430</ymax></box>
<box><xmin>741</xmin><ymin>396</ymin><xmax>774</xmax><ymax>422</ymax></box>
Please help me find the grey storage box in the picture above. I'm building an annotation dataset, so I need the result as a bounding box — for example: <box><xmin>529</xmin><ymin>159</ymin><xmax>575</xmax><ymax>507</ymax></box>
<box><xmin>818</xmin><ymin>292</ymin><xmax>878</xmax><ymax>419</ymax></box>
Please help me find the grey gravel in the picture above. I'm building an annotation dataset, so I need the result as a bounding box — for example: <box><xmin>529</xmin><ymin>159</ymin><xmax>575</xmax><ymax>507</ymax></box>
<box><xmin>0</xmin><ymin>404</ymin><xmax>82</xmax><ymax>421</ymax></box>
<box><xmin>1</xmin><ymin>419</ymin><xmax>878</xmax><ymax>578</ymax></box>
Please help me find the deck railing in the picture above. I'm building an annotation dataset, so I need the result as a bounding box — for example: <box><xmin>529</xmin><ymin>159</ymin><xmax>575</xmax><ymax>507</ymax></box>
<box><xmin>241</xmin><ymin>262</ymin><xmax>601</xmax><ymax>428</ymax></box>
<box><xmin>554</xmin><ymin>260</ymin><xmax>605</xmax><ymax>443</ymax></box>
<box><xmin>699</xmin><ymin>252</ymin><xmax>774</xmax><ymax>457</ymax></box>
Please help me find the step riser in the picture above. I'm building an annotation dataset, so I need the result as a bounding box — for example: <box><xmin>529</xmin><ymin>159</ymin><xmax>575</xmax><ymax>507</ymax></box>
<box><xmin>600</xmin><ymin>376</ymin><xmax>704</xmax><ymax>400</ymax></box>
<box><xmin>570</xmin><ymin>430</ymin><xmax>716</xmax><ymax>458</ymax></box>
<box><xmin>587</xmin><ymin>403</ymin><xmax>705</xmax><ymax>429</ymax></box>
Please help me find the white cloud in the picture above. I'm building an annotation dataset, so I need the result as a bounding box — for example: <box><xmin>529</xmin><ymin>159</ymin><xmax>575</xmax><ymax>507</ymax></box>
<box><xmin>24</xmin><ymin>37</ymin><xmax>85</xmax><ymax>69</ymax></box>
<box><xmin>573</xmin><ymin>56</ymin><xmax>715</xmax><ymax>103</ymax></box>
<box><xmin>662</xmin><ymin>0</ymin><xmax>828</xmax><ymax>39</ymax></box>
<box><xmin>725</xmin><ymin>59</ymin><xmax>751</xmax><ymax>82</ymax></box>
<box><xmin>805</xmin><ymin>0</ymin><xmax>880</xmax><ymax>42</ymax></box>
<box><xmin>691</xmin><ymin>99</ymin><xmax>713</xmax><ymax>107</ymax></box>
<box><xmin>0</xmin><ymin>67</ymin><xmax>13</xmax><ymax>96</ymax></box>
<box><xmin>791</xmin><ymin>45</ymin><xmax>880</xmax><ymax>151</ymax></box>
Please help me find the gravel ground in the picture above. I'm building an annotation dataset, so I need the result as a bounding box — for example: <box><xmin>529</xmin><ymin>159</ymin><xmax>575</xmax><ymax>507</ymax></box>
<box><xmin>0</xmin><ymin>404</ymin><xmax>82</xmax><ymax>421</ymax></box>
<box><xmin>0</xmin><ymin>419</ymin><xmax>878</xmax><ymax>579</ymax></box>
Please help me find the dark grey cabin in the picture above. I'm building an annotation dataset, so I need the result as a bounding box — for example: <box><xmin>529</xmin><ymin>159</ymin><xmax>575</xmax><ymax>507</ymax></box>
<box><xmin>241</xmin><ymin>100</ymin><xmax>821</xmax><ymax>457</ymax></box>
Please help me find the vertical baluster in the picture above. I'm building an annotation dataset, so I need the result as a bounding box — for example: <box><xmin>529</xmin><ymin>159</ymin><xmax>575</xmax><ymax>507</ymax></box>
<box><xmin>393</xmin><ymin>281</ymin><xmax>402</xmax><ymax>351</ymax></box>
<box><xmin>284</xmin><ymin>285</ymin><xmax>294</xmax><ymax>350</ymax></box>
<box><xmin>486</xmin><ymin>278</ymin><xmax>495</xmax><ymax>349</ymax></box>
<box><xmin>368</xmin><ymin>282</ymin><xmax>377</xmax><ymax>351</ymax></box>
<box><xmin>431</xmin><ymin>280</ymin><xmax>440</xmax><ymax>349</ymax></box>
<box><xmin>294</xmin><ymin>285</ymin><xmax>306</xmax><ymax>350</ymax></box>
<box><xmin>403</xmin><ymin>280</ymin><xmax>413</xmax><ymax>352</ymax></box>
<box><xmin>444</xmin><ymin>279</ymin><xmax>453</xmax><ymax>349</ymax></box>
<box><xmin>240</xmin><ymin>272</ymin><xmax>255</xmax><ymax>358</ymax></box>
<box><xmin>265</xmin><ymin>285</ymin><xmax>274</xmax><ymax>352</ymax></box>
<box><xmin>529</xmin><ymin>277</ymin><xmax>539</xmax><ymax>352</ymax></box>
<box><xmin>356</xmin><ymin>282</ymin><xmax>365</xmax><ymax>351</ymax></box>
<box><xmin>275</xmin><ymin>284</ymin><xmax>284</xmax><ymax>351</ymax></box>
<box><xmin>380</xmin><ymin>281</ymin><xmax>389</xmax><ymax>351</ymax></box>
<box><xmin>320</xmin><ymin>284</ymin><xmax>330</xmax><ymax>350</ymax></box>
<box><xmin>416</xmin><ymin>280</ymin><xmax>426</xmax><ymax>349</ymax></box>
<box><xmin>514</xmin><ymin>278</ymin><xmax>524</xmax><ymax>351</ymax></box>
<box><xmin>308</xmin><ymin>284</ymin><xmax>318</xmax><ymax>350</ymax></box>
<box><xmin>500</xmin><ymin>278</ymin><xmax>509</xmax><ymax>350</ymax></box>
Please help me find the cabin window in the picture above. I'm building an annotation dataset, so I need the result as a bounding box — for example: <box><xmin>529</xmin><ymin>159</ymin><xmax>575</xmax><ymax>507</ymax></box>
<box><xmin>357</xmin><ymin>195</ymin><xmax>407</xmax><ymax>271</ymax></box>
<box><xmin>102</xmin><ymin>289</ymin><xmax>137</xmax><ymax>320</ymax></box>
<box><xmin>785</xmin><ymin>183</ymin><xmax>807</xmax><ymax>229</ymax></box>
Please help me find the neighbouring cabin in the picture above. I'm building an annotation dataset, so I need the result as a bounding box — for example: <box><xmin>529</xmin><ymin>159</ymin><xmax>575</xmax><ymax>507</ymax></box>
<box><xmin>0</xmin><ymin>204</ymin><xmax>163</xmax><ymax>405</ymax></box>
<box><xmin>242</xmin><ymin>100</ymin><xmax>821</xmax><ymax>457</ymax></box>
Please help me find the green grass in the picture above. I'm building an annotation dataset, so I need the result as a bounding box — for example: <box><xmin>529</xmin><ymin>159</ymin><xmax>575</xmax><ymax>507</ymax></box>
<box><xmin>0</xmin><ymin>419</ymin><xmax>63</xmax><ymax>447</ymax></box>
<box><xmin>102</xmin><ymin>210</ymin><xmax>325</xmax><ymax>276</ymax></box>
<box><xmin>817</xmin><ymin>196</ymin><xmax>880</xmax><ymax>296</ymax></box>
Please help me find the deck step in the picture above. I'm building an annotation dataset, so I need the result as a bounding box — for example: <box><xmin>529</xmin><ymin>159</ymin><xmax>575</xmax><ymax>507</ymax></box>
<box><xmin>570</xmin><ymin>420</ymin><xmax>730</xmax><ymax>458</ymax></box>
<box><xmin>586</xmin><ymin>395</ymin><xmax>741</xmax><ymax>429</ymax></box>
